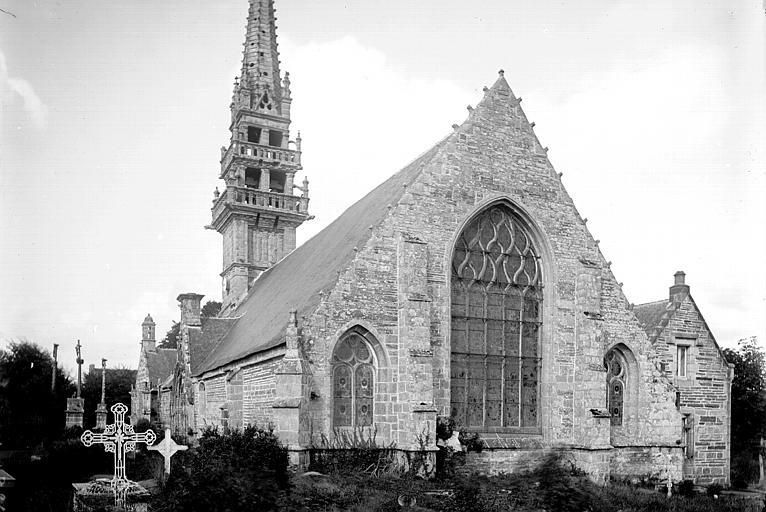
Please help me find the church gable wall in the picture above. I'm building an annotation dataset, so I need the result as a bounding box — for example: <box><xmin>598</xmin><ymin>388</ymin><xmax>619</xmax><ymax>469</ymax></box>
<box><xmin>652</xmin><ymin>297</ymin><xmax>731</xmax><ymax>484</ymax></box>
<box><xmin>298</xmin><ymin>79</ymin><xmax>684</xmax><ymax>477</ymax></box>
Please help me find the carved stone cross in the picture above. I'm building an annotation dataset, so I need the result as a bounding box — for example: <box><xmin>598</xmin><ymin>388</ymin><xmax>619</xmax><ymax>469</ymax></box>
<box><xmin>148</xmin><ymin>428</ymin><xmax>188</xmax><ymax>475</ymax></box>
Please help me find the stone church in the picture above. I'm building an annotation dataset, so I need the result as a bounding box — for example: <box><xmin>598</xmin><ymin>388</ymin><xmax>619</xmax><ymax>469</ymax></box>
<box><xmin>132</xmin><ymin>0</ymin><xmax>733</xmax><ymax>485</ymax></box>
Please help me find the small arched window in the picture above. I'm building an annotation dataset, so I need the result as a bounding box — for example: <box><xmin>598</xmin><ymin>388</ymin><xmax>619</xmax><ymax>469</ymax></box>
<box><xmin>450</xmin><ymin>203</ymin><xmax>543</xmax><ymax>430</ymax></box>
<box><xmin>332</xmin><ymin>333</ymin><xmax>375</xmax><ymax>428</ymax></box>
<box><xmin>198</xmin><ymin>382</ymin><xmax>207</xmax><ymax>414</ymax></box>
<box><xmin>605</xmin><ymin>351</ymin><xmax>625</xmax><ymax>426</ymax></box>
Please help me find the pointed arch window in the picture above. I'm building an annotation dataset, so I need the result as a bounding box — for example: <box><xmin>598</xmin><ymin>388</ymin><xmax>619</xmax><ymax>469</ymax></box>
<box><xmin>605</xmin><ymin>351</ymin><xmax>625</xmax><ymax>426</ymax></box>
<box><xmin>450</xmin><ymin>203</ymin><xmax>543</xmax><ymax>430</ymax></box>
<box><xmin>332</xmin><ymin>333</ymin><xmax>374</xmax><ymax>428</ymax></box>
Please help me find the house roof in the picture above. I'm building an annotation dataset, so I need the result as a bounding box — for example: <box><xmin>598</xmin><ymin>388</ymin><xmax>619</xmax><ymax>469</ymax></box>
<box><xmin>195</xmin><ymin>139</ymin><xmax>449</xmax><ymax>375</ymax></box>
<box><xmin>146</xmin><ymin>348</ymin><xmax>177</xmax><ymax>386</ymax></box>
<box><xmin>633</xmin><ymin>299</ymin><xmax>673</xmax><ymax>343</ymax></box>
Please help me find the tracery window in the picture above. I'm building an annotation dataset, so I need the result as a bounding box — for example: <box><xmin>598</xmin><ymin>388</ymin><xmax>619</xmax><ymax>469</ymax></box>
<box><xmin>605</xmin><ymin>351</ymin><xmax>625</xmax><ymax>426</ymax></box>
<box><xmin>450</xmin><ymin>204</ymin><xmax>543</xmax><ymax>430</ymax></box>
<box><xmin>332</xmin><ymin>333</ymin><xmax>374</xmax><ymax>428</ymax></box>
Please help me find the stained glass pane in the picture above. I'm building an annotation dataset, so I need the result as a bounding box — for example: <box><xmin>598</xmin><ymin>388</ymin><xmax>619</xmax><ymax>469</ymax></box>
<box><xmin>451</xmin><ymin>204</ymin><xmax>542</xmax><ymax>429</ymax></box>
<box><xmin>333</xmin><ymin>366</ymin><xmax>351</xmax><ymax>398</ymax></box>
<box><xmin>355</xmin><ymin>365</ymin><xmax>373</xmax><ymax>398</ymax></box>
<box><xmin>332</xmin><ymin>336</ymin><xmax>376</xmax><ymax>429</ymax></box>
<box><xmin>609</xmin><ymin>379</ymin><xmax>623</xmax><ymax>426</ymax></box>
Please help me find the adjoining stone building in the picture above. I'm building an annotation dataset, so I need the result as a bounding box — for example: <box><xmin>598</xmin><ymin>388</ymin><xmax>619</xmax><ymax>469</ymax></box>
<box><xmin>633</xmin><ymin>272</ymin><xmax>734</xmax><ymax>484</ymax></box>
<box><xmin>140</xmin><ymin>0</ymin><xmax>733</xmax><ymax>485</ymax></box>
<box><xmin>130</xmin><ymin>314</ymin><xmax>176</xmax><ymax>426</ymax></box>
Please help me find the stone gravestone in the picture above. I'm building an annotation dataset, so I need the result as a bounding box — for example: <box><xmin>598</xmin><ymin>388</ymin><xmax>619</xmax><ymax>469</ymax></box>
<box><xmin>74</xmin><ymin>403</ymin><xmax>156</xmax><ymax>511</ymax></box>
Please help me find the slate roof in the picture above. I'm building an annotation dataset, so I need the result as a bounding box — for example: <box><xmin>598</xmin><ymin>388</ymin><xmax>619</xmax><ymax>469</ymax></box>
<box><xmin>189</xmin><ymin>317</ymin><xmax>236</xmax><ymax>375</ymax></box>
<box><xmin>195</xmin><ymin>139</ymin><xmax>449</xmax><ymax>375</ymax></box>
<box><xmin>146</xmin><ymin>348</ymin><xmax>177</xmax><ymax>386</ymax></box>
<box><xmin>633</xmin><ymin>299</ymin><xmax>673</xmax><ymax>342</ymax></box>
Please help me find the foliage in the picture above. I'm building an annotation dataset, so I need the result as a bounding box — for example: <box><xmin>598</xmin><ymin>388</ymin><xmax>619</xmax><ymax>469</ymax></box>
<box><xmin>458</xmin><ymin>431</ymin><xmax>484</xmax><ymax>452</ymax></box>
<box><xmin>285</xmin><ymin>457</ymin><xmax>765</xmax><ymax>512</ymax></box>
<box><xmin>81</xmin><ymin>365</ymin><xmax>136</xmax><ymax>427</ymax></box>
<box><xmin>724</xmin><ymin>336</ymin><xmax>766</xmax><ymax>486</ymax></box>
<box><xmin>309</xmin><ymin>426</ymin><xmax>399</xmax><ymax>477</ymax></box>
<box><xmin>677</xmin><ymin>479</ymin><xmax>696</xmax><ymax>497</ymax></box>
<box><xmin>157</xmin><ymin>301</ymin><xmax>222</xmax><ymax>349</ymax></box>
<box><xmin>0</xmin><ymin>340</ymin><xmax>75</xmax><ymax>448</ymax></box>
<box><xmin>158</xmin><ymin>320</ymin><xmax>180</xmax><ymax>349</ymax></box>
<box><xmin>706</xmin><ymin>482</ymin><xmax>724</xmax><ymax>497</ymax></box>
<box><xmin>153</xmin><ymin>425</ymin><xmax>289</xmax><ymax>512</ymax></box>
<box><xmin>436</xmin><ymin>415</ymin><xmax>455</xmax><ymax>441</ymax></box>
<box><xmin>2</xmin><ymin>425</ymin><xmax>159</xmax><ymax>512</ymax></box>
<box><xmin>201</xmin><ymin>300</ymin><xmax>222</xmax><ymax>318</ymax></box>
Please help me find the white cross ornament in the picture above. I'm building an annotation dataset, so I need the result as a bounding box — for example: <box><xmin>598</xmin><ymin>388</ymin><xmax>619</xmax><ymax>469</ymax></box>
<box><xmin>80</xmin><ymin>403</ymin><xmax>156</xmax><ymax>507</ymax></box>
<box><xmin>148</xmin><ymin>428</ymin><xmax>188</xmax><ymax>475</ymax></box>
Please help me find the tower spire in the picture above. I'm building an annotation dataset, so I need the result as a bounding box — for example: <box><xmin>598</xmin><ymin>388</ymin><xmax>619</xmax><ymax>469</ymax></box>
<box><xmin>213</xmin><ymin>0</ymin><xmax>311</xmax><ymax>316</ymax></box>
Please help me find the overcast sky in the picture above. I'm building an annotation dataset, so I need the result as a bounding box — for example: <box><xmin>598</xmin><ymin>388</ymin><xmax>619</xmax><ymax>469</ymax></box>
<box><xmin>1</xmin><ymin>0</ymin><xmax>764</xmax><ymax>374</ymax></box>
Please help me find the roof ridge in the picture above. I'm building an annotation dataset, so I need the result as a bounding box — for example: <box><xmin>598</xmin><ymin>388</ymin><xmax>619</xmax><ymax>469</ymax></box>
<box><xmin>198</xmin><ymin>135</ymin><xmax>452</xmax><ymax>374</ymax></box>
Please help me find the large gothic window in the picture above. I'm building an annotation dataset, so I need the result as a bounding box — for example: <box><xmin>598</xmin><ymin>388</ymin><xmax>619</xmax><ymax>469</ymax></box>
<box><xmin>450</xmin><ymin>204</ymin><xmax>543</xmax><ymax>430</ymax></box>
<box><xmin>332</xmin><ymin>333</ymin><xmax>375</xmax><ymax>428</ymax></box>
<box><xmin>605</xmin><ymin>351</ymin><xmax>625</xmax><ymax>426</ymax></box>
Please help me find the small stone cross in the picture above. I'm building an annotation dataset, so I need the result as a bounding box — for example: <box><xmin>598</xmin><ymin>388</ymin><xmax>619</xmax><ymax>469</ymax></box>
<box><xmin>148</xmin><ymin>429</ymin><xmax>188</xmax><ymax>475</ymax></box>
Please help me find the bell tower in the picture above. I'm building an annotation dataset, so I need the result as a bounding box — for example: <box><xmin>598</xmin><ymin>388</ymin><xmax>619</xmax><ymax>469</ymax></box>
<box><xmin>211</xmin><ymin>0</ymin><xmax>311</xmax><ymax>315</ymax></box>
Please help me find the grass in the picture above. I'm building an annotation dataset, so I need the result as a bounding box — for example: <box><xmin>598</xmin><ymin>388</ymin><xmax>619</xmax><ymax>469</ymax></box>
<box><xmin>281</xmin><ymin>452</ymin><xmax>766</xmax><ymax>512</ymax></box>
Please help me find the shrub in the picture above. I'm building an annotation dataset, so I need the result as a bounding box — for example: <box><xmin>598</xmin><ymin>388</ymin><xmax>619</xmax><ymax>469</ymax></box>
<box><xmin>677</xmin><ymin>479</ymin><xmax>696</xmax><ymax>497</ymax></box>
<box><xmin>706</xmin><ymin>482</ymin><xmax>724</xmax><ymax>497</ymax></box>
<box><xmin>152</xmin><ymin>425</ymin><xmax>289</xmax><ymax>512</ymax></box>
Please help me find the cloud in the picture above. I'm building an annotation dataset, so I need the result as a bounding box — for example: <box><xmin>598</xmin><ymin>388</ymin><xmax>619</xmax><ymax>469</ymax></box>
<box><xmin>0</xmin><ymin>49</ymin><xmax>48</xmax><ymax>129</ymax></box>
<box><xmin>279</xmin><ymin>35</ymin><xmax>474</xmax><ymax>240</ymax></box>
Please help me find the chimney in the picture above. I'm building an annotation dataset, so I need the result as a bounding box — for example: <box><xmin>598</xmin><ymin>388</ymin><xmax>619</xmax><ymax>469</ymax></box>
<box><xmin>178</xmin><ymin>293</ymin><xmax>204</xmax><ymax>327</ymax></box>
<box><xmin>142</xmin><ymin>313</ymin><xmax>157</xmax><ymax>352</ymax></box>
<box><xmin>669</xmin><ymin>271</ymin><xmax>690</xmax><ymax>304</ymax></box>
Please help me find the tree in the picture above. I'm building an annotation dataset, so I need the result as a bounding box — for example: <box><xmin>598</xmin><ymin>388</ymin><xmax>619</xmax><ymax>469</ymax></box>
<box><xmin>81</xmin><ymin>365</ymin><xmax>137</xmax><ymax>427</ymax></box>
<box><xmin>158</xmin><ymin>301</ymin><xmax>221</xmax><ymax>349</ymax></box>
<box><xmin>159</xmin><ymin>321</ymin><xmax>180</xmax><ymax>349</ymax></box>
<box><xmin>723</xmin><ymin>336</ymin><xmax>766</xmax><ymax>486</ymax></box>
<box><xmin>0</xmin><ymin>340</ymin><xmax>75</xmax><ymax>448</ymax></box>
<box><xmin>201</xmin><ymin>300</ymin><xmax>222</xmax><ymax>318</ymax></box>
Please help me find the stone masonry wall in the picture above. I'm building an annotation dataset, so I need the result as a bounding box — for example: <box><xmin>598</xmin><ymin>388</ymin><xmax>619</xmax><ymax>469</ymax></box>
<box><xmin>652</xmin><ymin>297</ymin><xmax>732</xmax><ymax>484</ymax></box>
<box><xmin>243</xmin><ymin>358</ymin><xmax>280</xmax><ymax>428</ymax></box>
<box><xmin>293</xmin><ymin>75</ymin><xmax>683</xmax><ymax>479</ymax></box>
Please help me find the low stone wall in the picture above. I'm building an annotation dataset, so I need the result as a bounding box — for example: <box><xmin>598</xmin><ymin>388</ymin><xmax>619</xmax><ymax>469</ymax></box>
<box><xmin>610</xmin><ymin>446</ymin><xmax>683</xmax><ymax>484</ymax></box>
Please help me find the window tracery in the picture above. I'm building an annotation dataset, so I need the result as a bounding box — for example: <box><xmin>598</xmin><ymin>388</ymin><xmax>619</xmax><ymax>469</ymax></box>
<box><xmin>450</xmin><ymin>204</ymin><xmax>543</xmax><ymax>430</ymax></box>
<box><xmin>332</xmin><ymin>333</ymin><xmax>374</xmax><ymax>428</ymax></box>
<box><xmin>605</xmin><ymin>351</ymin><xmax>625</xmax><ymax>426</ymax></box>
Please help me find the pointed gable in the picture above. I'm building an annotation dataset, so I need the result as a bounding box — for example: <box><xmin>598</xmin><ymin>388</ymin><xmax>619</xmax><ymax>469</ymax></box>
<box><xmin>195</xmin><ymin>141</ymin><xmax>448</xmax><ymax>375</ymax></box>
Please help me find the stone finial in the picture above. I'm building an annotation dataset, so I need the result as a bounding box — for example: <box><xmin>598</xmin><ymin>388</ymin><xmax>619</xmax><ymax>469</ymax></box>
<box><xmin>213</xmin><ymin>187</ymin><xmax>220</xmax><ymax>199</ymax></box>
<box><xmin>498</xmin><ymin>69</ymin><xmax>505</xmax><ymax>77</ymax></box>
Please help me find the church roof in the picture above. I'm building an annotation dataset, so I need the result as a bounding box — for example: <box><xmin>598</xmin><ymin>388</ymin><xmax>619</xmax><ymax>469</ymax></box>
<box><xmin>194</xmin><ymin>139</ymin><xmax>449</xmax><ymax>375</ymax></box>
<box><xmin>189</xmin><ymin>317</ymin><xmax>236</xmax><ymax>375</ymax></box>
<box><xmin>146</xmin><ymin>348</ymin><xmax>177</xmax><ymax>386</ymax></box>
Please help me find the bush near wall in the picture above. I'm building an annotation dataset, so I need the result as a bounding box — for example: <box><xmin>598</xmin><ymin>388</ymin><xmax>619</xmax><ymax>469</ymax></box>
<box><xmin>152</xmin><ymin>425</ymin><xmax>289</xmax><ymax>512</ymax></box>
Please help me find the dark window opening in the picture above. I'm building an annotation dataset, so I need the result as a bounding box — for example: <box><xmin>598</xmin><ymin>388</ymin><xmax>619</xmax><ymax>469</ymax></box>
<box><xmin>270</xmin><ymin>171</ymin><xmax>285</xmax><ymax>193</ymax></box>
<box><xmin>245</xmin><ymin>167</ymin><xmax>261</xmax><ymax>188</ymax></box>
<box><xmin>247</xmin><ymin>126</ymin><xmax>262</xmax><ymax>143</ymax></box>
<box><xmin>268</xmin><ymin>130</ymin><xmax>283</xmax><ymax>147</ymax></box>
